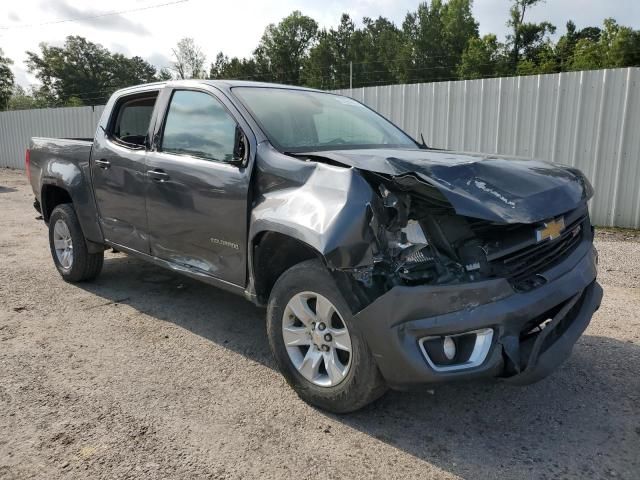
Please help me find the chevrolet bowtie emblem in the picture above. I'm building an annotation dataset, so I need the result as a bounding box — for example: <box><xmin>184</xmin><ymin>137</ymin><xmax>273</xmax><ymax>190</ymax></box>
<box><xmin>536</xmin><ymin>217</ymin><xmax>565</xmax><ymax>242</ymax></box>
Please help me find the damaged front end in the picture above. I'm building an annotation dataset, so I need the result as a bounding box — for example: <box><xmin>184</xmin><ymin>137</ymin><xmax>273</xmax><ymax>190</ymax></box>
<box><xmin>251</xmin><ymin>144</ymin><xmax>601</xmax><ymax>387</ymax></box>
<box><xmin>329</xmin><ymin>170</ymin><xmax>600</xmax><ymax>388</ymax></box>
<box><xmin>337</xmin><ymin>171</ymin><xmax>592</xmax><ymax>312</ymax></box>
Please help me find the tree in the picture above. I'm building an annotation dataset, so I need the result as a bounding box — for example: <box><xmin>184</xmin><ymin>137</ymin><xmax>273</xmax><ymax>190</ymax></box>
<box><xmin>26</xmin><ymin>36</ymin><xmax>164</xmax><ymax>106</ymax></box>
<box><xmin>442</xmin><ymin>0</ymin><xmax>480</xmax><ymax>67</ymax></box>
<box><xmin>110</xmin><ymin>55</ymin><xmax>157</xmax><ymax>87</ymax></box>
<box><xmin>209</xmin><ymin>52</ymin><xmax>261</xmax><ymax>80</ymax></box>
<box><xmin>26</xmin><ymin>36</ymin><xmax>113</xmax><ymax>105</ymax></box>
<box><xmin>331</xmin><ymin>14</ymin><xmax>356</xmax><ymax>87</ymax></box>
<box><xmin>254</xmin><ymin>11</ymin><xmax>318</xmax><ymax>84</ymax></box>
<box><xmin>569</xmin><ymin>18</ymin><xmax>640</xmax><ymax>71</ymax></box>
<box><xmin>156</xmin><ymin>68</ymin><xmax>174</xmax><ymax>81</ymax></box>
<box><xmin>458</xmin><ymin>34</ymin><xmax>508</xmax><ymax>79</ymax></box>
<box><xmin>401</xmin><ymin>0</ymin><xmax>478</xmax><ymax>83</ymax></box>
<box><xmin>7</xmin><ymin>85</ymin><xmax>36</xmax><ymax>110</ymax></box>
<box><xmin>302</xmin><ymin>30</ymin><xmax>336</xmax><ymax>88</ymax></box>
<box><xmin>304</xmin><ymin>14</ymin><xmax>357</xmax><ymax>89</ymax></box>
<box><xmin>506</xmin><ymin>0</ymin><xmax>556</xmax><ymax>71</ymax></box>
<box><xmin>0</xmin><ymin>48</ymin><xmax>14</xmax><ymax>110</ymax></box>
<box><xmin>402</xmin><ymin>1</ymin><xmax>448</xmax><ymax>82</ymax></box>
<box><xmin>349</xmin><ymin>16</ymin><xmax>404</xmax><ymax>86</ymax></box>
<box><xmin>171</xmin><ymin>38</ymin><xmax>206</xmax><ymax>79</ymax></box>
<box><xmin>554</xmin><ymin>21</ymin><xmax>603</xmax><ymax>71</ymax></box>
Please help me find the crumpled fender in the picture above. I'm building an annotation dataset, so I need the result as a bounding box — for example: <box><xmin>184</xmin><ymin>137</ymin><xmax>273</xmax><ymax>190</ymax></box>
<box><xmin>250</xmin><ymin>143</ymin><xmax>379</xmax><ymax>269</ymax></box>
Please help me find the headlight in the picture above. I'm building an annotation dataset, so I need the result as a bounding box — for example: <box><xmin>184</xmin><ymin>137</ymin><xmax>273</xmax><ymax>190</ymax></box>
<box><xmin>401</xmin><ymin>220</ymin><xmax>428</xmax><ymax>246</ymax></box>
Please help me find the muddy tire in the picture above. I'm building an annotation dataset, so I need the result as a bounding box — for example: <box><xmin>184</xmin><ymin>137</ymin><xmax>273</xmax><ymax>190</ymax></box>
<box><xmin>48</xmin><ymin>204</ymin><xmax>104</xmax><ymax>282</ymax></box>
<box><xmin>267</xmin><ymin>259</ymin><xmax>387</xmax><ymax>413</ymax></box>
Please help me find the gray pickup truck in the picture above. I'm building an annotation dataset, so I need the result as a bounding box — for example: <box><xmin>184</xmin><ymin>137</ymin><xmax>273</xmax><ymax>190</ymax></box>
<box><xmin>27</xmin><ymin>80</ymin><xmax>602</xmax><ymax>413</ymax></box>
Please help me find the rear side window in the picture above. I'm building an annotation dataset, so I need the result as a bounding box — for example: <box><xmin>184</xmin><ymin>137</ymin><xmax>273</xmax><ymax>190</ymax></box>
<box><xmin>110</xmin><ymin>93</ymin><xmax>158</xmax><ymax>148</ymax></box>
<box><xmin>161</xmin><ymin>90</ymin><xmax>237</xmax><ymax>162</ymax></box>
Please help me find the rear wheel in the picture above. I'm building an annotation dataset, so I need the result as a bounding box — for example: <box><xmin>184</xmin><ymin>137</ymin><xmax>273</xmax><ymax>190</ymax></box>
<box><xmin>267</xmin><ymin>259</ymin><xmax>387</xmax><ymax>413</ymax></box>
<box><xmin>48</xmin><ymin>204</ymin><xmax>104</xmax><ymax>282</ymax></box>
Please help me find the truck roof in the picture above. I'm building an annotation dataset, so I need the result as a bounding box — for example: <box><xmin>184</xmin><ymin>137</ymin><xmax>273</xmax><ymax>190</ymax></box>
<box><xmin>114</xmin><ymin>79</ymin><xmax>325</xmax><ymax>96</ymax></box>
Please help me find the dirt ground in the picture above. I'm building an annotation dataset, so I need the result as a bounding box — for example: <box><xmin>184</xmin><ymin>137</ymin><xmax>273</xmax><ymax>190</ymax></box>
<box><xmin>1</xmin><ymin>167</ymin><xmax>638</xmax><ymax>480</ymax></box>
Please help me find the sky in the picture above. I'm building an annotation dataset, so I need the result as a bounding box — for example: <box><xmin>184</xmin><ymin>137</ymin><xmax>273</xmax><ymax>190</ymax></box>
<box><xmin>1</xmin><ymin>0</ymin><xmax>639</xmax><ymax>88</ymax></box>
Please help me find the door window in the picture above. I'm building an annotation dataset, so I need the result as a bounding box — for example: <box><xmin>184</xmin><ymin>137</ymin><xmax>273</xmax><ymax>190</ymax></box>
<box><xmin>110</xmin><ymin>94</ymin><xmax>157</xmax><ymax>147</ymax></box>
<box><xmin>161</xmin><ymin>90</ymin><xmax>237</xmax><ymax>162</ymax></box>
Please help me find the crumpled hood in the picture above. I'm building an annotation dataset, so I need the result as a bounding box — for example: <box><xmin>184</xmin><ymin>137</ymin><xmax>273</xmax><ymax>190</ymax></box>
<box><xmin>300</xmin><ymin>148</ymin><xmax>593</xmax><ymax>224</ymax></box>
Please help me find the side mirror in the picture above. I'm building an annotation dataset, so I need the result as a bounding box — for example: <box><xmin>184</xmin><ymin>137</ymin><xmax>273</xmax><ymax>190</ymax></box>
<box><xmin>232</xmin><ymin>125</ymin><xmax>249</xmax><ymax>167</ymax></box>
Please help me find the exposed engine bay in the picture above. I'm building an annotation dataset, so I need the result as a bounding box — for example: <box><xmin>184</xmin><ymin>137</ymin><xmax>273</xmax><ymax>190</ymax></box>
<box><xmin>339</xmin><ymin>171</ymin><xmax>590</xmax><ymax>309</ymax></box>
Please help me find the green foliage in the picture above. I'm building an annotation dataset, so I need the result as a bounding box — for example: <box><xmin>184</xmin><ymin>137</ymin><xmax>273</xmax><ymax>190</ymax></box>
<box><xmin>351</xmin><ymin>16</ymin><xmax>404</xmax><ymax>87</ymax></box>
<box><xmin>302</xmin><ymin>29</ymin><xmax>336</xmax><ymax>88</ymax></box>
<box><xmin>209</xmin><ymin>52</ymin><xmax>260</xmax><ymax>80</ymax></box>
<box><xmin>156</xmin><ymin>68</ymin><xmax>174</xmax><ymax>81</ymax></box>
<box><xmin>0</xmin><ymin>48</ymin><xmax>15</xmax><ymax>110</ymax></box>
<box><xmin>5</xmin><ymin>2</ymin><xmax>640</xmax><ymax>110</ymax></box>
<box><xmin>568</xmin><ymin>19</ymin><xmax>640</xmax><ymax>71</ymax></box>
<box><xmin>254</xmin><ymin>11</ymin><xmax>319</xmax><ymax>84</ymax></box>
<box><xmin>24</xmin><ymin>36</ymin><xmax>165</xmax><ymax>107</ymax></box>
<box><xmin>7</xmin><ymin>86</ymin><xmax>32</xmax><ymax>110</ymax></box>
<box><xmin>458</xmin><ymin>34</ymin><xmax>509</xmax><ymax>79</ymax></box>
<box><xmin>506</xmin><ymin>0</ymin><xmax>556</xmax><ymax>71</ymax></box>
<box><xmin>400</xmin><ymin>0</ymin><xmax>479</xmax><ymax>83</ymax></box>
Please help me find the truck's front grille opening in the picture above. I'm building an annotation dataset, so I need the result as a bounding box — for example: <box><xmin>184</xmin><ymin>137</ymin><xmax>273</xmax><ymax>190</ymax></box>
<box><xmin>485</xmin><ymin>211</ymin><xmax>587</xmax><ymax>292</ymax></box>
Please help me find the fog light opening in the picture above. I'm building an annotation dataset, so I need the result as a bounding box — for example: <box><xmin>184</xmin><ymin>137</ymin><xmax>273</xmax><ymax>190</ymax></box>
<box><xmin>419</xmin><ymin>328</ymin><xmax>494</xmax><ymax>373</ymax></box>
<box><xmin>443</xmin><ymin>336</ymin><xmax>456</xmax><ymax>360</ymax></box>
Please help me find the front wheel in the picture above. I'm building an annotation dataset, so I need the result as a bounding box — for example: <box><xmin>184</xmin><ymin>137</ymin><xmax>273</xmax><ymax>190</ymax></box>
<box><xmin>267</xmin><ymin>259</ymin><xmax>387</xmax><ymax>413</ymax></box>
<box><xmin>48</xmin><ymin>204</ymin><xmax>104</xmax><ymax>282</ymax></box>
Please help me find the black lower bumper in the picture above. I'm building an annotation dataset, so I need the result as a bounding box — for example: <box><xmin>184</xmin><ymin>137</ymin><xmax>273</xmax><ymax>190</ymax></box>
<box><xmin>353</xmin><ymin>240</ymin><xmax>602</xmax><ymax>389</ymax></box>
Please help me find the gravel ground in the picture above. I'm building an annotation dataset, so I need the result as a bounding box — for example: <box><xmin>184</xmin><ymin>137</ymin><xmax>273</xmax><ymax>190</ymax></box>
<box><xmin>1</xmin><ymin>167</ymin><xmax>638</xmax><ymax>480</ymax></box>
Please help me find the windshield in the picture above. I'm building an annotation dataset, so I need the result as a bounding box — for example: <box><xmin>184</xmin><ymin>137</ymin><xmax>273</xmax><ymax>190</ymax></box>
<box><xmin>232</xmin><ymin>87</ymin><xmax>419</xmax><ymax>152</ymax></box>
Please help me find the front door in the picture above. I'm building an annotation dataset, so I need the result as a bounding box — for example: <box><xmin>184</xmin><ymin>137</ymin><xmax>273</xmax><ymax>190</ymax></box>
<box><xmin>145</xmin><ymin>88</ymin><xmax>251</xmax><ymax>286</ymax></box>
<box><xmin>91</xmin><ymin>91</ymin><xmax>160</xmax><ymax>253</ymax></box>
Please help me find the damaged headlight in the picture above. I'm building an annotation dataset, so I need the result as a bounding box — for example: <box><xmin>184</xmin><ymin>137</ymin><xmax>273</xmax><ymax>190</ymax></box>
<box><xmin>386</xmin><ymin>220</ymin><xmax>429</xmax><ymax>260</ymax></box>
<box><xmin>403</xmin><ymin>220</ymin><xmax>428</xmax><ymax>245</ymax></box>
<box><xmin>390</xmin><ymin>220</ymin><xmax>438</xmax><ymax>280</ymax></box>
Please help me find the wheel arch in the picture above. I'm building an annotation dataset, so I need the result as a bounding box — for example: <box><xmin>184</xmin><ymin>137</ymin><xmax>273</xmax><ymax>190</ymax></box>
<box><xmin>251</xmin><ymin>230</ymin><xmax>325</xmax><ymax>305</ymax></box>
<box><xmin>41</xmin><ymin>184</ymin><xmax>73</xmax><ymax>222</ymax></box>
<box><xmin>41</xmin><ymin>182</ymin><xmax>105</xmax><ymax>253</ymax></box>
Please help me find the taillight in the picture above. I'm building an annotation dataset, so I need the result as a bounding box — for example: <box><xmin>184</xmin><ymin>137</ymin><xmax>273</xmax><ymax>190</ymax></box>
<box><xmin>25</xmin><ymin>149</ymin><xmax>31</xmax><ymax>182</ymax></box>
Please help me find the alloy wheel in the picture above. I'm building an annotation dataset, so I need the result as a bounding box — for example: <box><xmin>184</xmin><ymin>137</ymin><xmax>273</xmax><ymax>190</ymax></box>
<box><xmin>282</xmin><ymin>291</ymin><xmax>352</xmax><ymax>387</ymax></box>
<box><xmin>53</xmin><ymin>219</ymin><xmax>74</xmax><ymax>270</ymax></box>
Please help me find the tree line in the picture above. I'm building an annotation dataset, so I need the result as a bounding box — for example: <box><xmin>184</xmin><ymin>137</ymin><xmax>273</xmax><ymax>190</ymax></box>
<box><xmin>1</xmin><ymin>0</ymin><xmax>639</xmax><ymax>110</ymax></box>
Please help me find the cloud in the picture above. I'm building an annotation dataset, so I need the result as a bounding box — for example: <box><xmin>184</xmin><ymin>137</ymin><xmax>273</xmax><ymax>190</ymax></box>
<box><xmin>10</xmin><ymin>64</ymin><xmax>36</xmax><ymax>87</ymax></box>
<box><xmin>42</xmin><ymin>0</ymin><xmax>149</xmax><ymax>35</ymax></box>
<box><xmin>146</xmin><ymin>52</ymin><xmax>172</xmax><ymax>69</ymax></box>
<box><xmin>110</xmin><ymin>42</ymin><xmax>130</xmax><ymax>56</ymax></box>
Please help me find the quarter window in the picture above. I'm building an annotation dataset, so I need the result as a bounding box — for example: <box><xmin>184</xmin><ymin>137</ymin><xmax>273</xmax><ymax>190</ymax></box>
<box><xmin>161</xmin><ymin>90</ymin><xmax>237</xmax><ymax>162</ymax></box>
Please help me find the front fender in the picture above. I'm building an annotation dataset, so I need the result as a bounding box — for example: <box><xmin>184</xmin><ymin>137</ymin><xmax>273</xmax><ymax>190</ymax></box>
<box><xmin>250</xmin><ymin>161</ymin><xmax>378</xmax><ymax>269</ymax></box>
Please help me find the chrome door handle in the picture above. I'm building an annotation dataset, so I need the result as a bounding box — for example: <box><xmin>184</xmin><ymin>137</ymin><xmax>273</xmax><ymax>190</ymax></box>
<box><xmin>147</xmin><ymin>169</ymin><xmax>170</xmax><ymax>182</ymax></box>
<box><xmin>95</xmin><ymin>159</ymin><xmax>110</xmax><ymax>169</ymax></box>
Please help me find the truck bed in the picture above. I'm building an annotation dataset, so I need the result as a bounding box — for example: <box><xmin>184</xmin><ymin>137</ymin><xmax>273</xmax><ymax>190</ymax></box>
<box><xmin>28</xmin><ymin>137</ymin><xmax>94</xmax><ymax>194</ymax></box>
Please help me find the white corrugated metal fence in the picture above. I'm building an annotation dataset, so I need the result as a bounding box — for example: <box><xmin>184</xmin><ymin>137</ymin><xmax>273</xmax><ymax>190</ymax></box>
<box><xmin>0</xmin><ymin>105</ymin><xmax>104</xmax><ymax>169</ymax></box>
<box><xmin>1</xmin><ymin>68</ymin><xmax>639</xmax><ymax>227</ymax></box>
<box><xmin>335</xmin><ymin>68</ymin><xmax>640</xmax><ymax>228</ymax></box>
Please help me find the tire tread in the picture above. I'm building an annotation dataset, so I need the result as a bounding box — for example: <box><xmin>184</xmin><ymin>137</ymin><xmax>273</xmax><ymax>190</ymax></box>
<box><xmin>49</xmin><ymin>203</ymin><xmax>104</xmax><ymax>282</ymax></box>
<box><xmin>267</xmin><ymin>259</ymin><xmax>387</xmax><ymax>413</ymax></box>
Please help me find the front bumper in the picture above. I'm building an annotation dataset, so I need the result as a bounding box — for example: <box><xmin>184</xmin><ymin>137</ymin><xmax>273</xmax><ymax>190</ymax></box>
<box><xmin>353</xmin><ymin>239</ymin><xmax>602</xmax><ymax>389</ymax></box>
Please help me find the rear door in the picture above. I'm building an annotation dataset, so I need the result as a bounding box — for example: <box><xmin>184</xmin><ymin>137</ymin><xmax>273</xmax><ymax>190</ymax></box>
<box><xmin>91</xmin><ymin>90</ymin><xmax>160</xmax><ymax>253</ymax></box>
<box><xmin>144</xmin><ymin>87</ymin><xmax>252</xmax><ymax>286</ymax></box>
